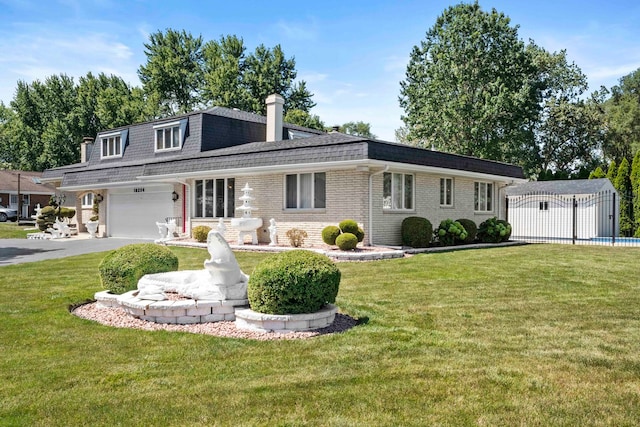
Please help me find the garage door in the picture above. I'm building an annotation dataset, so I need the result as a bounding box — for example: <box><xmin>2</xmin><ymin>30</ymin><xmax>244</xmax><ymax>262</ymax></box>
<box><xmin>108</xmin><ymin>186</ymin><xmax>174</xmax><ymax>239</ymax></box>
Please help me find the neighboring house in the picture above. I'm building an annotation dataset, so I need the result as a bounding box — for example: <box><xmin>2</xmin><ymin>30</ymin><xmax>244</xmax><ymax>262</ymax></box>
<box><xmin>506</xmin><ymin>178</ymin><xmax>619</xmax><ymax>241</ymax></box>
<box><xmin>0</xmin><ymin>170</ymin><xmax>57</xmax><ymax>218</ymax></box>
<box><xmin>42</xmin><ymin>94</ymin><xmax>526</xmax><ymax>245</ymax></box>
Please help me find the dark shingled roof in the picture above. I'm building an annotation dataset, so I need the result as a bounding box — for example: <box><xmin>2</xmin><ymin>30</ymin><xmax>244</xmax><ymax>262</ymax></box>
<box><xmin>505</xmin><ymin>178</ymin><xmax>614</xmax><ymax>196</ymax></box>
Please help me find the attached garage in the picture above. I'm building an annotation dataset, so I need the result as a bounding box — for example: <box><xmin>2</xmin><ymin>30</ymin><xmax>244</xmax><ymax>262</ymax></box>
<box><xmin>107</xmin><ymin>185</ymin><xmax>174</xmax><ymax>239</ymax></box>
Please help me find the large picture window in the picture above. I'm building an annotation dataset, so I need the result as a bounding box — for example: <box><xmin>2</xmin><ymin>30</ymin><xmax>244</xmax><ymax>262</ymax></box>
<box><xmin>383</xmin><ymin>172</ymin><xmax>414</xmax><ymax>210</ymax></box>
<box><xmin>194</xmin><ymin>178</ymin><xmax>235</xmax><ymax>218</ymax></box>
<box><xmin>101</xmin><ymin>134</ymin><xmax>121</xmax><ymax>158</ymax></box>
<box><xmin>285</xmin><ymin>172</ymin><xmax>326</xmax><ymax>209</ymax></box>
<box><xmin>440</xmin><ymin>178</ymin><xmax>453</xmax><ymax>207</ymax></box>
<box><xmin>154</xmin><ymin>122</ymin><xmax>181</xmax><ymax>151</ymax></box>
<box><xmin>474</xmin><ymin>182</ymin><xmax>493</xmax><ymax>212</ymax></box>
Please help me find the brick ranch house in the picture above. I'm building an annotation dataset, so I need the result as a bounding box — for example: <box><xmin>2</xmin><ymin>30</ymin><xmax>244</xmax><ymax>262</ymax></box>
<box><xmin>42</xmin><ymin>94</ymin><xmax>526</xmax><ymax>246</ymax></box>
<box><xmin>0</xmin><ymin>170</ymin><xmax>56</xmax><ymax>219</ymax></box>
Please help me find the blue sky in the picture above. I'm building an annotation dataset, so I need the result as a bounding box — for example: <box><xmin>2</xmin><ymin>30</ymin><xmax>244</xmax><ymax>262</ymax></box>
<box><xmin>1</xmin><ymin>0</ymin><xmax>639</xmax><ymax>141</ymax></box>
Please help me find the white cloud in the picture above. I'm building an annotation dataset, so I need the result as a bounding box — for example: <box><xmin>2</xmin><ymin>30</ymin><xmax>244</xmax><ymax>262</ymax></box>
<box><xmin>274</xmin><ymin>19</ymin><xmax>318</xmax><ymax>41</ymax></box>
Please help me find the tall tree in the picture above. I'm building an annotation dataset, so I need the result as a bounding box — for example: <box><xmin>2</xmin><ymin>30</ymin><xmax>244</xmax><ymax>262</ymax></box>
<box><xmin>138</xmin><ymin>29</ymin><xmax>204</xmax><ymax>116</ymax></box>
<box><xmin>615</xmin><ymin>158</ymin><xmax>633</xmax><ymax>236</ymax></box>
<box><xmin>606</xmin><ymin>160</ymin><xmax>617</xmax><ymax>181</ymax></box>
<box><xmin>603</xmin><ymin>68</ymin><xmax>640</xmax><ymax>162</ymax></box>
<box><xmin>588</xmin><ymin>166</ymin><xmax>606</xmax><ymax>179</ymax></box>
<box><xmin>631</xmin><ymin>151</ymin><xmax>640</xmax><ymax>236</ymax></box>
<box><xmin>283</xmin><ymin>109</ymin><xmax>325</xmax><ymax>131</ymax></box>
<box><xmin>339</xmin><ymin>121</ymin><xmax>377</xmax><ymax>139</ymax></box>
<box><xmin>529</xmin><ymin>45</ymin><xmax>606</xmax><ymax>178</ymax></box>
<box><xmin>202</xmin><ymin>35</ymin><xmax>248</xmax><ymax>109</ymax></box>
<box><xmin>399</xmin><ymin>2</ymin><xmax>540</xmax><ymax>174</ymax></box>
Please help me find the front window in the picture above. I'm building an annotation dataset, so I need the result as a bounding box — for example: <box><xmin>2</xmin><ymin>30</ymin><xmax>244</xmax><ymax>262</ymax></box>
<box><xmin>101</xmin><ymin>134</ymin><xmax>121</xmax><ymax>158</ymax></box>
<box><xmin>383</xmin><ymin>172</ymin><xmax>414</xmax><ymax>210</ymax></box>
<box><xmin>285</xmin><ymin>172</ymin><xmax>326</xmax><ymax>209</ymax></box>
<box><xmin>440</xmin><ymin>178</ymin><xmax>453</xmax><ymax>207</ymax></box>
<box><xmin>82</xmin><ymin>193</ymin><xmax>94</xmax><ymax>208</ymax></box>
<box><xmin>474</xmin><ymin>182</ymin><xmax>493</xmax><ymax>212</ymax></box>
<box><xmin>194</xmin><ymin>178</ymin><xmax>235</xmax><ymax>217</ymax></box>
<box><xmin>154</xmin><ymin>122</ymin><xmax>181</xmax><ymax>152</ymax></box>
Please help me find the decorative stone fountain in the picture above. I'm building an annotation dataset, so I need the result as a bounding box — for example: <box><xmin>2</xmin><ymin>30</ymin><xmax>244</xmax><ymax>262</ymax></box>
<box><xmin>230</xmin><ymin>183</ymin><xmax>263</xmax><ymax>245</ymax></box>
<box><xmin>95</xmin><ymin>230</ymin><xmax>249</xmax><ymax>324</ymax></box>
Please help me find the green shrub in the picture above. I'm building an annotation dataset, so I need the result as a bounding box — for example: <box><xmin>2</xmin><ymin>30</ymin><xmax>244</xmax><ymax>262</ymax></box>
<box><xmin>339</xmin><ymin>219</ymin><xmax>359</xmax><ymax>234</ymax></box>
<box><xmin>355</xmin><ymin>227</ymin><xmax>365</xmax><ymax>243</ymax></box>
<box><xmin>336</xmin><ymin>232</ymin><xmax>358</xmax><ymax>251</ymax></box>
<box><xmin>322</xmin><ymin>225</ymin><xmax>341</xmax><ymax>245</ymax></box>
<box><xmin>58</xmin><ymin>207</ymin><xmax>76</xmax><ymax>220</ymax></box>
<box><xmin>99</xmin><ymin>243</ymin><xmax>179</xmax><ymax>294</ymax></box>
<box><xmin>192</xmin><ymin>225</ymin><xmax>211</xmax><ymax>243</ymax></box>
<box><xmin>477</xmin><ymin>217</ymin><xmax>511</xmax><ymax>243</ymax></box>
<box><xmin>401</xmin><ymin>216</ymin><xmax>433</xmax><ymax>248</ymax></box>
<box><xmin>37</xmin><ymin>205</ymin><xmax>57</xmax><ymax>231</ymax></box>
<box><xmin>456</xmin><ymin>218</ymin><xmax>477</xmax><ymax>244</ymax></box>
<box><xmin>248</xmin><ymin>250</ymin><xmax>341</xmax><ymax>315</ymax></box>
<box><xmin>497</xmin><ymin>219</ymin><xmax>512</xmax><ymax>241</ymax></box>
<box><xmin>286</xmin><ymin>228</ymin><xmax>308</xmax><ymax>247</ymax></box>
<box><xmin>436</xmin><ymin>219</ymin><xmax>468</xmax><ymax>246</ymax></box>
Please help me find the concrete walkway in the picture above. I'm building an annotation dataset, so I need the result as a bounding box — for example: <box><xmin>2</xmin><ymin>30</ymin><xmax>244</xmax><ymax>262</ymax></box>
<box><xmin>0</xmin><ymin>237</ymin><xmax>153</xmax><ymax>266</ymax></box>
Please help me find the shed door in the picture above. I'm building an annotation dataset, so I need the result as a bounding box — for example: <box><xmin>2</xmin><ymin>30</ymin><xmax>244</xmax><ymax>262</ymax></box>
<box><xmin>108</xmin><ymin>186</ymin><xmax>173</xmax><ymax>239</ymax></box>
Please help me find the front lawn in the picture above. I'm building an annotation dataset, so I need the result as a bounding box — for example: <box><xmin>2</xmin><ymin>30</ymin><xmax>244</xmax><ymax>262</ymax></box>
<box><xmin>0</xmin><ymin>222</ymin><xmax>33</xmax><ymax>239</ymax></box>
<box><xmin>1</xmin><ymin>245</ymin><xmax>639</xmax><ymax>426</ymax></box>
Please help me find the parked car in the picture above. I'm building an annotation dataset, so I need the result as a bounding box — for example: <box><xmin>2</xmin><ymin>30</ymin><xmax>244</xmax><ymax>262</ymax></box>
<box><xmin>0</xmin><ymin>205</ymin><xmax>18</xmax><ymax>222</ymax></box>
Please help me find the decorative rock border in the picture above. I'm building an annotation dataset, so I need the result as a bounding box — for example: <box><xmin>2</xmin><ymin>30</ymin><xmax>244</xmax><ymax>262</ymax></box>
<box><xmin>235</xmin><ymin>304</ymin><xmax>338</xmax><ymax>333</ymax></box>
<box><xmin>94</xmin><ymin>290</ymin><xmax>248</xmax><ymax>324</ymax></box>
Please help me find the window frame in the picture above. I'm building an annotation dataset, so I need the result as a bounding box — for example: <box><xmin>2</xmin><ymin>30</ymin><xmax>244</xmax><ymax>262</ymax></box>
<box><xmin>153</xmin><ymin>121</ymin><xmax>182</xmax><ymax>153</ymax></box>
<box><xmin>284</xmin><ymin>172</ymin><xmax>326</xmax><ymax>210</ymax></box>
<box><xmin>100</xmin><ymin>132</ymin><xmax>122</xmax><ymax>159</ymax></box>
<box><xmin>474</xmin><ymin>181</ymin><xmax>494</xmax><ymax>212</ymax></box>
<box><xmin>81</xmin><ymin>193</ymin><xmax>94</xmax><ymax>208</ymax></box>
<box><xmin>383</xmin><ymin>172</ymin><xmax>414</xmax><ymax>211</ymax></box>
<box><xmin>194</xmin><ymin>178</ymin><xmax>235</xmax><ymax>218</ymax></box>
<box><xmin>440</xmin><ymin>177</ymin><xmax>454</xmax><ymax>207</ymax></box>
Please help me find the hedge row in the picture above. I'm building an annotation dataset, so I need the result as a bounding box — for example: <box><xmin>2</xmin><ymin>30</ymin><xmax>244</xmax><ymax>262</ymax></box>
<box><xmin>401</xmin><ymin>216</ymin><xmax>511</xmax><ymax>248</ymax></box>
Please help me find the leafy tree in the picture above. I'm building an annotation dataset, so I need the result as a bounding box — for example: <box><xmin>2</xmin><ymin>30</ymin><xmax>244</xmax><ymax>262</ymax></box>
<box><xmin>588</xmin><ymin>166</ymin><xmax>606</xmax><ymax>179</ymax></box>
<box><xmin>606</xmin><ymin>160</ymin><xmax>617</xmax><ymax>181</ymax></box>
<box><xmin>138</xmin><ymin>29</ymin><xmax>204</xmax><ymax>116</ymax></box>
<box><xmin>530</xmin><ymin>44</ymin><xmax>606</xmax><ymax>178</ymax></box>
<box><xmin>399</xmin><ymin>2</ymin><xmax>540</xmax><ymax>174</ymax></box>
<box><xmin>603</xmin><ymin>68</ymin><xmax>640</xmax><ymax>162</ymax></box>
<box><xmin>614</xmin><ymin>158</ymin><xmax>633</xmax><ymax>236</ymax></box>
<box><xmin>283</xmin><ymin>109</ymin><xmax>325</xmax><ymax>131</ymax></box>
<box><xmin>631</xmin><ymin>151</ymin><xmax>640</xmax><ymax>236</ymax></box>
<box><xmin>8</xmin><ymin>75</ymin><xmax>79</xmax><ymax>170</ymax></box>
<box><xmin>201</xmin><ymin>37</ymin><xmax>315</xmax><ymax>115</ymax></box>
<box><xmin>202</xmin><ymin>35</ymin><xmax>248</xmax><ymax>109</ymax></box>
<box><xmin>339</xmin><ymin>121</ymin><xmax>377</xmax><ymax>139</ymax></box>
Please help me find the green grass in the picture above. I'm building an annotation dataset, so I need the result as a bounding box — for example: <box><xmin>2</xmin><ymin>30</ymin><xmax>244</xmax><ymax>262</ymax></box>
<box><xmin>0</xmin><ymin>221</ymin><xmax>33</xmax><ymax>238</ymax></box>
<box><xmin>1</xmin><ymin>244</ymin><xmax>640</xmax><ymax>426</ymax></box>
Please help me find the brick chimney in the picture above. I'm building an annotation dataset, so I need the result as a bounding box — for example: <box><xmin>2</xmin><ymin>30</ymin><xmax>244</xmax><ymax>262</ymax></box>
<box><xmin>265</xmin><ymin>94</ymin><xmax>284</xmax><ymax>142</ymax></box>
<box><xmin>80</xmin><ymin>137</ymin><xmax>95</xmax><ymax>162</ymax></box>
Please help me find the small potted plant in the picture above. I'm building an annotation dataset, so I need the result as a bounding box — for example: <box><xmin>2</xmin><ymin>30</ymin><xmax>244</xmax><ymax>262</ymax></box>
<box><xmin>85</xmin><ymin>197</ymin><xmax>100</xmax><ymax>238</ymax></box>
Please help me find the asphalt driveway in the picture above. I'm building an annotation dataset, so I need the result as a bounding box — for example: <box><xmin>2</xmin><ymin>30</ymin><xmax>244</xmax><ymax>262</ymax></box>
<box><xmin>0</xmin><ymin>237</ymin><xmax>153</xmax><ymax>266</ymax></box>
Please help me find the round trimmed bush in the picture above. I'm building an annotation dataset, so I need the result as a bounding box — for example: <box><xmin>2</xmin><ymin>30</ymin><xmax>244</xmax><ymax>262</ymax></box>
<box><xmin>192</xmin><ymin>225</ymin><xmax>212</xmax><ymax>243</ymax></box>
<box><xmin>355</xmin><ymin>227</ymin><xmax>365</xmax><ymax>243</ymax></box>
<box><xmin>338</xmin><ymin>219</ymin><xmax>359</xmax><ymax>234</ymax></box>
<box><xmin>401</xmin><ymin>216</ymin><xmax>433</xmax><ymax>248</ymax></box>
<box><xmin>437</xmin><ymin>219</ymin><xmax>468</xmax><ymax>246</ymax></box>
<box><xmin>497</xmin><ymin>219</ymin><xmax>512</xmax><ymax>241</ymax></box>
<box><xmin>456</xmin><ymin>218</ymin><xmax>477</xmax><ymax>244</ymax></box>
<box><xmin>336</xmin><ymin>232</ymin><xmax>358</xmax><ymax>251</ymax></box>
<box><xmin>477</xmin><ymin>217</ymin><xmax>511</xmax><ymax>243</ymax></box>
<box><xmin>322</xmin><ymin>225</ymin><xmax>341</xmax><ymax>245</ymax></box>
<box><xmin>248</xmin><ymin>250</ymin><xmax>341</xmax><ymax>315</ymax></box>
<box><xmin>99</xmin><ymin>243</ymin><xmax>179</xmax><ymax>294</ymax></box>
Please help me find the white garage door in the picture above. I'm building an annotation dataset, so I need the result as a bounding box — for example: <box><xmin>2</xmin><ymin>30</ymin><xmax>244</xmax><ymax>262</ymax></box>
<box><xmin>108</xmin><ymin>186</ymin><xmax>174</xmax><ymax>239</ymax></box>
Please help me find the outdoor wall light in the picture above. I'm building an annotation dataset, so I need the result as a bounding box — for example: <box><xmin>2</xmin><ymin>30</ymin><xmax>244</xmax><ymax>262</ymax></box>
<box><xmin>172</xmin><ymin>191</ymin><xmax>179</xmax><ymax>202</ymax></box>
<box><xmin>95</xmin><ymin>194</ymin><xmax>104</xmax><ymax>203</ymax></box>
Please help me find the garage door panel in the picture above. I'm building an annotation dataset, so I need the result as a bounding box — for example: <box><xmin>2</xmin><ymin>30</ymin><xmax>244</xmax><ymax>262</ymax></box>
<box><xmin>109</xmin><ymin>191</ymin><xmax>174</xmax><ymax>239</ymax></box>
